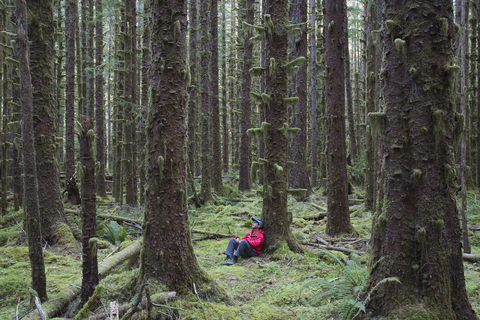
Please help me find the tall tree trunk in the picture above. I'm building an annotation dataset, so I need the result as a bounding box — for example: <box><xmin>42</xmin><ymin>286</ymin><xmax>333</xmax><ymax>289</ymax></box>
<box><xmin>140</xmin><ymin>0</ymin><xmax>150</xmax><ymax>206</ymax></box>
<box><xmin>325</xmin><ymin>0</ymin><xmax>352</xmax><ymax>235</ymax></box>
<box><xmin>221</xmin><ymin>0</ymin><xmax>228</xmax><ymax>174</ymax></box>
<box><xmin>96</xmin><ymin>0</ymin><xmax>106</xmax><ymax>198</ymax></box>
<box><xmin>27</xmin><ymin>0</ymin><xmax>70</xmax><ymax>245</ymax></box>
<box><xmin>364</xmin><ymin>1</ymin><xmax>477</xmax><ymax>318</ymax></box>
<box><xmin>344</xmin><ymin>12</ymin><xmax>357</xmax><ymax>163</ymax></box>
<box><xmin>289</xmin><ymin>0</ymin><xmax>312</xmax><ymax>195</ymax></box>
<box><xmin>460</xmin><ymin>0</ymin><xmax>471</xmax><ymax>253</ymax></box>
<box><xmin>210</xmin><ymin>0</ymin><xmax>222</xmax><ymax>191</ymax></box>
<box><xmin>199</xmin><ymin>0</ymin><xmax>213</xmax><ymax>203</ymax></box>
<box><xmin>188</xmin><ymin>0</ymin><xmax>198</xmax><ymax>179</ymax></box>
<box><xmin>0</xmin><ymin>4</ymin><xmax>7</xmax><ymax>217</ymax></box>
<box><xmin>123</xmin><ymin>0</ymin><xmax>137</xmax><ymax>206</ymax></box>
<box><xmin>310</xmin><ymin>0</ymin><xmax>317</xmax><ymax>188</ymax></box>
<box><xmin>16</xmin><ymin>0</ymin><xmax>47</xmax><ymax>301</ymax></box>
<box><xmin>228</xmin><ymin>0</ymin><xmax>237</xmax><ymax>173</ymax></box>
<box><xmin>139</xmin><ymin>0</ymin><xmax>212</xmax><ymax>294</ymax></box>
<box><xmin>238</xmin><ymin>0</ymin><xmax>254</xmax><ymax>191</ymax></box>
<box><xmin>260</xmin><ymin>0</ymin><xmax>303</xmax><ymax>253</ymax></box>
<box><xmin>318</xmin><ymin>0</ymin><xmax>327</xmax><ymax>190</ymax></box>
<box><xmin>65</xmin><ymin>0</ymin><xmax>76</xmax><ymax>183</ymax></box>
<box><xmin>79</xmin><ymin>115</ymin><xmax>99</xmax><ymax>305</ymax></box>
<box><xmin>11</xmin><ymin>66</ymin><xmax>23</xmax><ymax>211</ymax></box>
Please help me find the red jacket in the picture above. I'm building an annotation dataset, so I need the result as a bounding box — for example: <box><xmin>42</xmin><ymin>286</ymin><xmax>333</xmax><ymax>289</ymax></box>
<box><xmin>238</xmin><ymin>229</ymin><xmax>265</xmax><ymax>255</ymax></box>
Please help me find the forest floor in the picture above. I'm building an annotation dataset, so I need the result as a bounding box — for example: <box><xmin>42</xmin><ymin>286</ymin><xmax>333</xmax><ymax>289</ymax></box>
<box><xmin>2</xmin><ymin>180</ymin><xmax>480</xmax><ymax>319</ymax></box>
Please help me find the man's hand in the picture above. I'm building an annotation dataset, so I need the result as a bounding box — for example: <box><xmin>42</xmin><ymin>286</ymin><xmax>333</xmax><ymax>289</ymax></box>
<box><xmin>236</xmin><ymin>237</ymin><xmax>240</xmax><ymax>244</ymax></box>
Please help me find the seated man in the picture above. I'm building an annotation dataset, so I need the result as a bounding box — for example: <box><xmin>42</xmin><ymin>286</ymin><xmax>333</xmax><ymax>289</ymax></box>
<box><xmin>222</xmin><ymin>217</ymin><xmax>265</xmax><ymax>265</ymax></box>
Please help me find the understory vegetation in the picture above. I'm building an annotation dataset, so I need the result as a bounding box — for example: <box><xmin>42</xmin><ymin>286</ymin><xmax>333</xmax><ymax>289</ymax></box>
<box><xmin>2</xmin><ymin>176</ymin><xmax>480</xmax><ymax>319</ymax></box>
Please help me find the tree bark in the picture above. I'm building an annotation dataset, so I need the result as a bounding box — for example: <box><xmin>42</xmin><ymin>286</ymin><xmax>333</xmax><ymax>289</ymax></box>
<box><xmin>140</xmin><ymin>0</ymin><xmax>212</xmax><ymax>295</ymax></box>
<box><xmin>27</xmin><ymin>0</ymin><xmax>70</xmax><ymax>245</ymax></box>
<box><xmin>310</xmin><ymin>0</ymin><xmax>317</xmax><ymax>188</ymax></box>
<box><xmin>364</xmin><ymin>1</ymin><xmax>477</xmax><ymax>318</ymax></box>
<box><xmin>260</xmin><ymin>0</ymin><xmax>303</xmax><ymax>253</ymax></box>
<box><xmin>221</xmin><ymin>0</ymin><xmax>228</xmax><ymax>174</ymax></box>
<box><xmin>325</xmin><ymin>0</ymin><xmax>352</xmax><ymax>236</ymax></box>
<box><xmin>79</xmin><ymin>115</ymin><xmax>99</xmax><ymax>305</ymax></box>
<box><xmin>16</xmin><ymin>0</ymin><xmax>47</xmax><ymax>302</ymax></box>
<box><xmin>95</xmin><ymin>0</ymin><xmax>107</xmax><ymax>198</ymax></box>
<box><xmin>289</xmin><ymin>0</ymin><xmax>312</xmax><ymax>195</ymax></box>
<box><xmin>65</xmin><ymin>0</ymin><xmax>76</xmax><ymax>184</ymax></box>
<box><xmin>188</xmin><ymin>0</ymin><xmax>198</xmax><ymax>182</ymax></box>
<box><xmin>238</xmin><ymin>0</ymin><xmax>254</xmax><ymax>191</ymax></box>
<box><xmin>199</xmin><ymin>0</ymin><xmax>213</xmax><ymax>203</ymax></box>
<box><xmin>344</xmin><ymin>11</ymin><xmax>357</xmax><ymax>164</ymax></box>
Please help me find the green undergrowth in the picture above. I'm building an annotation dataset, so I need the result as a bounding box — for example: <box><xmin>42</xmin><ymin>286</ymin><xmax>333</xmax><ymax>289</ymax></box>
<box><xmin>3</xmin><ymin>187</ymin><xmax>480</xmax><ymax>319</ymax></box>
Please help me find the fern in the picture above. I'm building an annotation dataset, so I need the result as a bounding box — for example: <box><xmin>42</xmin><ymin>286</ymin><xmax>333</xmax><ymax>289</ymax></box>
<box><xmin>302</xmin><ymin>250</ymin><xmax>400</xmax><ymax>319</ymax></box>
<box><xmin>98</xmin><ymin>221</ymin><xmax>127</xmax><ymax>246</ymax></box>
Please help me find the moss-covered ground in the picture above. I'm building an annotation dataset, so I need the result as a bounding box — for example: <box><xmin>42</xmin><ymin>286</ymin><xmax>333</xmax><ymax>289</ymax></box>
<box><xmin>2</xmin><ymin>182</ymin><xmax>480</xmax><ymax>319</ymax></box>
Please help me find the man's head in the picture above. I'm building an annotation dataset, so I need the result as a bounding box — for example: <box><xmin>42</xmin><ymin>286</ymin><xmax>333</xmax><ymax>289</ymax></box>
<box><xmin>252</xmin><ymin>217</ymin><xmax>263</xmax><ymax>228</ymax></box>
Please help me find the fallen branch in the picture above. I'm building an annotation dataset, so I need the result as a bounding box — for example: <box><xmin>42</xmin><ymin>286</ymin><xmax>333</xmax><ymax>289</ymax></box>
<box><xmin>463</xmin><ymin>253</ymin><xmax>480</xmax><ymax>262</ymax></box>
<box><xmin>25</xmin><ymin>240</ymin><xmax>143</xmax><ymax>320</ymax></box>
<box><xmin>97</xmin><ymin>214</ymin><xmax>142</xmax><ymax>225</ymax></box>
<box><xmin>310</xmin><ymin>203</ymin><xmax>327</xmax><ymax>211</ymax></box>
<box><xmin>191</xmin><ymin>229</ymin><xmax>235</xmax><ymax>238</ymax></box>
<box><xmin>301</xmin><ymin>241</ymin><xmax>361</xmax><ymax>255</ymax></box>
<box><xmin>65</xmin><ymin>208</ymin><xmax>80</xmax><ymax>215</ymax></box>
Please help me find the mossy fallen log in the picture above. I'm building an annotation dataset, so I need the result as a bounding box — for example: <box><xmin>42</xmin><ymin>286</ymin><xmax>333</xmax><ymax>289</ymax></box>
<box><xmin>25</xmin><ymin>240</ymin><xmax>142</xmax><ymax>320</ymax></box>
<box><xmin>462</xmin><ymin>253</ymin><xmax>480</xmax><ymax>262</ymax></box>
<box><xmin>97</xmin><ymin>214</ymin><xmax>142</xmax><ymax>225</ymax></box>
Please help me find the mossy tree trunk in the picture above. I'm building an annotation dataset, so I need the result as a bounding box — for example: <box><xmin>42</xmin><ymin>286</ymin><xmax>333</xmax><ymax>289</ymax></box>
<box><xmin>221</xmin><ymin>0</ymin><xmax>228</xmax><ymax>174</ymax></box>
<box><xmin>289</xmin><ymin>0</ymin><xmax>312</xmax><ymax>195</ymax></box>
<box><xmin>0</xmin><ymin>4</ymin><xmax>7</xmax><ymax>217</ymax></box>
<box><xmin>11</xmin><ymin>66</ymin><xmax>23</xmax><ymax>212</ymax></box>
<box><xmin>95</xmin><ymin>0</ymin><xmax>107</xmax><ymax>199</ymax></box>
<box><xmin>310</xmin><ymin>0</ymin><xmax>317</xmax><ymax>188</ymax></box>
<box><xmin>460</xmin><ymin>0</ymin><xmax>471</xmax><ymax>254</ymax></box>
<box><xmin>317</xmin><ymin>0</ymin><xmax>326</xmax><ymax>190</ymax></box>
<box><xmin>260</xmin><ymin>0</ymin><xmax>303</xmax><ymax>254</ymax></box>
<box><xmin>139</xmin><ymin>0</ymin><xmax>150</xmax><ymax>206</ymax></box>
<box><xmin>325</xmin><ymin>0</ymin><xmax>352</xmax><ymax>236</ymax></box>
<box><xmin>87</xmin><ymin>0</ymin><xmax>94</xmax><ymax>119</ymax></box>
<box><xmin>210</xmin><ymin>0</ymin><xmax>222</xmax><ymax>191</ymax></box>
<box><xmin>27</xmin><ymin>0</ymin><xmax>71</xmax><ymax>245</ymax></box>
<box><xmin>55</xmin><ymin>1</ymin><xmax>65</xmax><ymax>168</ymax></box>
<box><xmin>228</xmin><ymin>0</ymin><xmax>237</xmax><ymax>172</ymax></box>
<box><xmin>187</xmin><ymin>0</ymin><xmax>198</xmax><ymax>180</ymax></box>
<box><xmin>199</xmin><ymin>0</ymin><xmax>213</xmax><ymax>203</ymax></box>
<box><xmin>78</xmin><ymin>115</ymin><xmax>99</xmax><ymax>306</ymax></box>
<box><xmin>469</xmin><ymin>11</ymin><xmax>477</xmax><ymax>187</ymax></box>
<box><xmin>139</xmin><ymin>0</ymin><xmax>211</xmax><ymax>294</ymax></box>
<box><xmin>344</xmin><ymin>11</ymin><xmax>357</xmax><ymax>164</ymax></box>
<box><xmin>364</xmin><ymin>0</ymin><xmax>377</xmax><ymax>212</ymax></box>
<box><xmin>16</xmin><ymin>0</ymin><xmax>47</xmax><ymax>301</ymax></box>
<box><xmin>238</xmin><ymin>0</ymin><xmax>254</xmax><ymax>191</ymax></box>
<box><xmin>478</xmin><ymin>0</ymin><xmax>480</xmax><ymax>187</ymax></box>
<box><xmin>123</xmin><ymin>0</ymin><xmax>137</xmax><ymax>206</ymax></box>
<box><xmin>364</xmin><ymin>1</ymin><xmax>477</xmax><ymax>318</ymax></box>
<box><xmin>65</xmin><ymin>0</ymin><xmax>76</xmax><ymax>183</ymax></box>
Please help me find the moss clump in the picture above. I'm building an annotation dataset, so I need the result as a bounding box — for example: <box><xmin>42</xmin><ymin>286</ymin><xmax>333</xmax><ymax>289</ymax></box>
<box><xmin>273</xmin><ymin>163</ymin><xmax>283</xmax><ymax>179</ymax></box>
<box><xmin>269</xmin><ymin>58</ymin><xmax>276</xmax><ymax>76</ymax></box>
<box><xmin>385</xmin><ymin>20</ymin><xmax>397</xmax><ymax>35</ymax></box>
<box><xmin>394</xmin><ymin>38</ymin><xmax>406</xmax><ymax>56</ymax></box>
<box><xmin>415</xmin><ymin>227</ymin><xmax>426</xmax><ymax>245</ymax></box>
<box><xmin>411</xmin><ymin>169</ymin><xmax>422</xmax><ymax>184</ymax></box>
<box><xmin>440</xmin><ymin>17</ymin><xmax>448</xmax><ymax>36</ymax></box>
<box><xmin>250</xmin><ymin>161</ymin><xmax>260</xmax><ymax>183</ymax></box>
<box><xmin>249</xmin><ymin>67</ymin><xmax>265</xmax><ymax>77</ymax></box>
<box><xmin>328</xmin><ymin>20</ymin><xmax>334</xmax><ymax>32</ymax></box>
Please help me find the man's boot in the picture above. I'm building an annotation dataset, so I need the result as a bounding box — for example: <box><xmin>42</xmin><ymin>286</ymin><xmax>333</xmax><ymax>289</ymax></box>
<box><xmin>222</xmin><ymin>255</ymin><xmax>235</xmax><ymax>265</ymax></box>
<box><xmin>233</xmin><ymin>255</ymin><xmax>238</xmax><ymax>264</ymax></box>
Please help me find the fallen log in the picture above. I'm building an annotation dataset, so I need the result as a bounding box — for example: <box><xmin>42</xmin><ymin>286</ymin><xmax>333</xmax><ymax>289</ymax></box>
<box><xmin>191</xmin><ymin>229</ymin><xmax>235</xmax><ymax>238</ymax></box>
<box><xmin>25</xmin><ymin>240</ymin><xmax>142</xmax><ymax>320</ymax></box>
<box><xmin>97</xmin><ymin>214</ymin><xmax>142</xmax><ymax>225</ymax></box>
<box><xmin>301</xmin><ymin>241</ymin><xmax>361</xmax><ymax>255</ymax></box>
<box><xmin>463</xmin><ymin>253</ymin><xmax>480</xmax><ymax>262</ymax></box>
<box><xmin>310</xmin><ymin>203</ymin><xmax>326</xmax><ymax>211</ymax></box>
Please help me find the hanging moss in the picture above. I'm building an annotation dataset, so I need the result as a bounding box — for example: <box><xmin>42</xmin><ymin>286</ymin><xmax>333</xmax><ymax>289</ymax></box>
<box><xmin>157</xmin><ymin>156</ymin><xmax>165</xmax><ymax>183</ymax></box>
<box><xmin>264</xmin><ymin>14</ymin><xmax>274</xmax><ymax>35</ymax></box>
<box><xmin>250</xmin><ymin>91</ymin><xmax>263</xmax><ymax>104</ymax></box>
<box><xmin>411</xmin><ymin>169</ymin><xmax>422</xmax><ymax>184</ymax></box>
<box><xmin>408</xmin><ymin>66</ymin><xmax>417</xmax><ymax>76</ymax></box>
<box><xmin>89</xmin><ymin>237</ymin><xmax>98</xmax><ymax>257</ymax></box>
<box><xmin>440</xmin><ymin>18</ymin><xmax>448</xmax><ymax>37</ymax></box>
<box><xmin>367</xmin><ymin>112</ymin><xmax>386</xmax><ymax>138</ymax></box>
<box><xmin>269</xmin><ymin>58</ymin><xmax>276</xmax><ymax>76</ymax></box>
<box><xmin>394</xmin><ymin>38</ymin><xmax>406</xmax><ymax>56</ymax></box>
<box><xmin>7</xmin><ymin>121</ymin><xmax>21</xmax><ymax>132</ymax></box>
<box><xmin>261</xmin><ymin>93</ymin><xmax>271</xmax><ymax>107</ymax></box>
<box><xmin>435</xmin><ymin>219</ymin><xmax>444</xmax><ymax>235</ymax></box>
<box><xmin>77</xmin><ymin>162</ymin><xmax>86</xmax><ymax>179</ymax></box>
<box><xmin>87</xmin><ymin>129</ymin><xmax>95</xmax><ymax>146</ymax></box>
<box><xmin>385</xmin><ymin>20</ymin><xmax>397</xmax><ymax>35</ymax></box>
<box><xmin>249</xmin><ymin>67</ymin><xmax>265</xmax><ymax>77</ymax></box>
<box><xmin>433</xmin><ymin>110</ymin><xmax>445</xmax><ymax>152</ymax></box>
<box><xmin>250</xmin><ymin>161</ymin><xmax>260</xmax><ymax>182</ymax></box>
<box><xmin>454</xmin><ymin>23</ymin><xmax>460</xmax><ymax>34</ymax></box>
<box><xmin>328</xmin><ymin>20</ymin><xmax>334</xmax><ymax>32</ymax></box>
<box><xmin>173</xmin><ymin>20</ymin><xmax>181</xmax><ymax>41</ymax></box>
<box><xmin>415</xmin><ymin>227</ymin><xmax>426</xmax><ymax>245</ymax></box>
<box><xmin>95</xmin><ymin>161</ymin><xmax>101</xmax><ymax>176</ymax></box>
<box><xmin>75</xmin><ymin>120</ymin><xmax>84</xmax><ymax>138</ymax></box>
<box><xmin>267</xmin><ymin>185</ymin><xmax>273</xmax><ymax>199</ymax></box>
<box><xmin>274</xmin><ymin>163</ymin><xmax>283</xmax><ymax>179</ymax></box>
<box><xmin>284</xmin><ymin>97</ymin><xmax>299</xmax><ymax>106</ymax></box>
<box><xmin>242</xmin><ymin>21</ymin><xmax>254</xmax><ymax>34</ymax></box>
<box><xmin>284</xmin><ymin>57</ymin><xmax>305</xmax><ymax>77</ymax></box>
